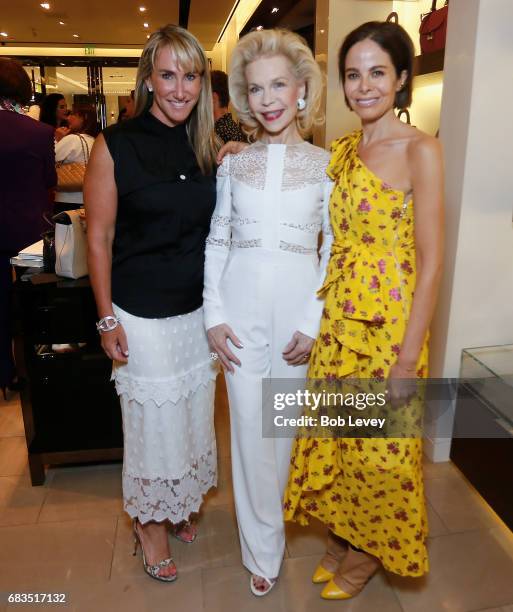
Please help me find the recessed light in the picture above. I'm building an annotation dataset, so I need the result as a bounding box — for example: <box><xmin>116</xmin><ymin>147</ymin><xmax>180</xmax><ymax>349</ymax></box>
<box><xmin>271</xmin><ymin>7</ymin><xmax>279</xmax><ymax>13</ymax></box>
<box><xmin>320</xmin><ymin>29</ymin><xmax>325</xmax><ymax>34</ymax></box>
<box><xmin>256</xmin><ymin>25</ymin><xmax>263</xmax><ymax>31</ymax></box>
<box><xmin>0</xmin><ymin>32</ymin><xmax>8</xmax><ymax>37</ymax></box>
<box><xmin>59</xmin><ymin>20</ymin><xmax>65</xmax><ymax>25</ymax></box>
<box><xmin>40</xmin><ymin>2</ymin><xmax>50</xmax><ymax>9</ymax></box>
<box><xmin>72</xmin><ymin>33</ymin><xmax>79</xmax><ymax>38</ymax></box>
<box><xmin>139</xmin><ymin>6</ymin><xmax>146</xmax><ymax>11</ymax></box>
<box><xmin>143</xmin><ymin>22</ymin><xmax>149</xmax><ymax>28</ymax></box>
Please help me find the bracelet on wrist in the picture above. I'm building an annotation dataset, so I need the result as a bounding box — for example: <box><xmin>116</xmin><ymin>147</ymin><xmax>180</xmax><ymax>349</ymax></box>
<box><xmin>96</xmin><ymin>315</ymin><xmax>120</xmax><ymax>334</ymax></box>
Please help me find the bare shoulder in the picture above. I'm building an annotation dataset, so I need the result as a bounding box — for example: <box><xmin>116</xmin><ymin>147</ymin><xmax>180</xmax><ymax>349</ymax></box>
<box><xmin>406</xmin><ymin>130</ymin><xmax>443</xmax><ymax>166</ymax></box>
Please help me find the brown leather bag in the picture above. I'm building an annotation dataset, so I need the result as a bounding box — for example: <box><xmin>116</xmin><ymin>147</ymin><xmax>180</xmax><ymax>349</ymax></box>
<box><xmin>419</xmin><ymin>0</ymin><xmax>449</xmax><ymax>54</ymax></box>
<box><xmin>56</xmin><ymin>134</ymin><xmax>90</xmax><ymax>192</ymax></box>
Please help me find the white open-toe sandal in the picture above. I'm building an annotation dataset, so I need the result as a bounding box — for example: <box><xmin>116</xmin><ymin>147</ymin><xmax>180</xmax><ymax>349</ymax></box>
<box><xmin>250</xmin><ymin>574</ymin><xmax>277</xmax><ymax>597</ymax></box>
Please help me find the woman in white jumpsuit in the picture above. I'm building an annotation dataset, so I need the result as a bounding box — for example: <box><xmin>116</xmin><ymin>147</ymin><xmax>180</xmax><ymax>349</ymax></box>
<box><xmin>203</xmin><ymin>29</ymin><xmax>334</xmax><ymax>595</ymax></box>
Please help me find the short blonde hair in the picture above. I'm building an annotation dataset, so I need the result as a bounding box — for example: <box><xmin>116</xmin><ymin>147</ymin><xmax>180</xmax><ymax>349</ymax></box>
<box><xmin>134</xmin><ymin>24</ymin><xmax>217</xmax><ymax>174</ymax></box>
<box><xmin>229</xmin><ymin>29</ymin><xmax>323</xmax><ymax>141</ymax></box>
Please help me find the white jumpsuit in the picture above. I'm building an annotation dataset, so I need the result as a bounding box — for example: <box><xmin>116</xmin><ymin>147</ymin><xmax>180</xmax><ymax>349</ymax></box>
<box><xmin>203</xmin><ymin>142</ymin><xmax>333</xmax><ymax>579</ymax></box>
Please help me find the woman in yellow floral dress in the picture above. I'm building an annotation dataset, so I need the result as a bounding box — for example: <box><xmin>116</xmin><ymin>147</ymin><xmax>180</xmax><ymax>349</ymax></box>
<box><xmin>283</xmin><ymin>21</ymin><xmax>444</xmax><ymax>599</ymax></box>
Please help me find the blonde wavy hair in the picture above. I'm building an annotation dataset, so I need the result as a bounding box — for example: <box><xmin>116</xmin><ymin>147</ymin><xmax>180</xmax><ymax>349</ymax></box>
<box><xmin>134</xmin><ymin>24</ymin><xmax>217</xmax><ymax>174</ymax></box>
<box><xmin>229</xmin><ymin>29</ymin><xmax>323</xmax><ymax>141</ymax></box>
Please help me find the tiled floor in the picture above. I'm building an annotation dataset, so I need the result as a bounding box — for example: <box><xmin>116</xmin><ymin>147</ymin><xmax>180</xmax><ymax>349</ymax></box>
<box><xmin>1</xmin><ymin>378</ymin><xmax>512</xmax><ymax>612</ymax></box>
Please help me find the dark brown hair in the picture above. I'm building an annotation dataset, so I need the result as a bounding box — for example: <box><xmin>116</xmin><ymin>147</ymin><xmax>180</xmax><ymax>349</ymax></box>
<box><xmin>40</xmin><ymin>93</ymin><xmax>65</xmax><ymax>127</ymax></box>
<box><xmin>0</xmin><ymin>58</ymin><xmax>32</xmax><ymax>105</ymax></box>
<box><xmin>72</xmin><ymin>106</ymin><xmax>99</xmax><ymax>137</ymax></box>
<box><xmin>338</xmin><ymin>21</ymin><xmax>414</xmax><ymax>109</ymax></box>
<box><xmin>211</xmin><ymin>70</ymin><xmax>229</xmax><ymax>108</ymax></box>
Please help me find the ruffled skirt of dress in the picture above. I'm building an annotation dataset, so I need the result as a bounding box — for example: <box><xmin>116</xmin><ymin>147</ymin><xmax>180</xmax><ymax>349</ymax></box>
<box><xmin>112</xmin><ymin>304</ymin><xmax>218</xmax><ymax>525</ymax></box>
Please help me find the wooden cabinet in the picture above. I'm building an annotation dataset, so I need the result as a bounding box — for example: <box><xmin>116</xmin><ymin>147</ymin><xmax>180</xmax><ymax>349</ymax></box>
<box><xmin>13</xmin><ymin>270</ymin><xmax>123</xmax><ymax>485</ymax></box>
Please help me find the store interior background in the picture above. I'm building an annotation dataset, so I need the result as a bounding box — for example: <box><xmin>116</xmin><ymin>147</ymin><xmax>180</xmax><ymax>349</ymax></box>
<box><xmin>0</xmin><ymin>0</ymin><xmax>513</xmax><ymax>609</ymax></box>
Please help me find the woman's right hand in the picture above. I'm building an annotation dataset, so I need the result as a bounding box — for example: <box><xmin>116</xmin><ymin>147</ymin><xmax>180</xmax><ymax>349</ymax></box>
<box><xmin>217</xmin><ymin>141</ymin><xmax>249</xmax><ymax>164</ymax></box>
<box><xmin>101</xmin><ymin>324</ymin><xmax>129</xmax><ymax>364</ymax></box>
<box><xmin>207</xmin><ymin>324</ymin><xmax>243</xmax><ymax>374</ymax></box>
<box><xmin>55</xmin><ymin>126</ymin><xmax>70</xmax><ymax>142</ymax></box>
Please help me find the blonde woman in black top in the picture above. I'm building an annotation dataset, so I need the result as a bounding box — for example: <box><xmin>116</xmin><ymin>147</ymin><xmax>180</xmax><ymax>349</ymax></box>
<box><xmin>85</xmin><ymin>25</ymin><xmax>218</xmax><ymax>582</ymax></box>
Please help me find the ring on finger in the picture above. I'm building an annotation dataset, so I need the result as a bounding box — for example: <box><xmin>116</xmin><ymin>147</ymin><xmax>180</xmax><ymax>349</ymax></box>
<box><xmin>210</xmin><ymin>352</ymin><xmax>219</xmax><ymax>361</ymax></box>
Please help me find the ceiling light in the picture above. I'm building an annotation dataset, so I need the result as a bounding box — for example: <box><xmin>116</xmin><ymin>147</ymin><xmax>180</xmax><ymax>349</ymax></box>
<box><xmin>256</xmin><ymin>25</ymin><xmax>263</xmax><ymax>31</ymax></box>
<box><xmin>40</xmin><ymin>2</ymin><xmax>50</xmax><ymax>9</ymax></box>
<box><xmin>72</xmin><ymin>33</ymin><xmax>79</xmax><ymax>38</ymax></box>
<box><xmin>143</xmin><ymin>22</ymin><xmax>149</xmax><ymax>28</ymax></box>
<box><xmin>59</xmin><ymin>20</ymin><xmax>65</xmax><ymax>25</ymax></box>
<box><xmin>320</xmin><ymin>29</ymin><xmax>325</xmax><ymax>33</ymax></box>
<box><xmin>0</xmin><ymin>32</ymin><xmax>8</xmax><ymax>37</ymax></box>
<box><xmin>146</xmin><ymin>34</ymin><xmax>150</xmax><ymax>38</ymax></box>
<box><xmin>271</xmin><ymin>7</ymin><xmax>279</xmax><ymax>13</ymax></box>
<box><xmin>139</xmin><ymin>6</ymin><xmax>146</xmax><ymax>11</ymax></box>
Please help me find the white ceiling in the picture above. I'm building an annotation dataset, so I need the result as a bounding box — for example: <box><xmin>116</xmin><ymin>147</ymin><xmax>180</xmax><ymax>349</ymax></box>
<box><xmin>0</xmin><ymin>0</ymin><xmax>237</xmax><ymax>51</ymax></box>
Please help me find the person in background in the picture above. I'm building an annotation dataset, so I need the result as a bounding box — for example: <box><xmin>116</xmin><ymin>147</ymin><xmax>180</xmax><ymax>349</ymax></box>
<box><xmin>85</xmin><ymin>24</ymin><xmax>218</xmax><ymax>583</ymax></box>
<box><xmin>54</xmin><ymin>106</ymin><xmax>98</xmax><ymax>214</ymax></box>
<box><xmin>125</xmin><ymin>89</ymin><xmax>136</xmax><ymax>119</ymax></box>
<box><xmin>0</xmin><ymin>58</ymin><xmax>56</xmax><ymax>398</ymax></box>
<box><xmin>40</xmin><ymin>92</ymin><xmax>69</xmax><ymax>141</ymax></box>
<box><xmin>210</xmin><ymin>70</ymin><xmax>246</xmax><ymax>143</ymax></box>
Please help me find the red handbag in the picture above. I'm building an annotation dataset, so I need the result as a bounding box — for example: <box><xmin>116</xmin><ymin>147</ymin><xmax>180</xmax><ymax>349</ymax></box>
<box><xmin>419</xmin><ymin>0</ymin><xmax>449</xmax><ymax>54</ymax></box>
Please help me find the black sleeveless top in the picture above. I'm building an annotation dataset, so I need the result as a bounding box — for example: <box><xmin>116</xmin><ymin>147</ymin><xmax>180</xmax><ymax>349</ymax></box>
<box><xmin>103</xmin><ymin>111</ymin><xmax>216</xmax><ymax>318</ymax></box>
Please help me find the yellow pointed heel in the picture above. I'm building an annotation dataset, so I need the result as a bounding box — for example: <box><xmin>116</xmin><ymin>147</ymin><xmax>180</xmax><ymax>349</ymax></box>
<box><xmin>321</xmin><ymin>579</ymin><xmax>352</xmax><ymax>600</ymax></box>
<box><xmin>312</xmin><ymin>564</ymin><xmax>335</xmax><ymax>584</ymax></box>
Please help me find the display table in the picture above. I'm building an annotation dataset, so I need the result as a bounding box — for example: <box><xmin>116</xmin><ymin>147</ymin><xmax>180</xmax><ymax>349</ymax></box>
<box><xmin>451</xmin><ymin>345</ymin><xmax>513</xmax><ymax>530</ymax></box>
<box><xmin>12</xmin><ymin>269</ymin><xmax>123</xmax><ymax>485</ymax></box>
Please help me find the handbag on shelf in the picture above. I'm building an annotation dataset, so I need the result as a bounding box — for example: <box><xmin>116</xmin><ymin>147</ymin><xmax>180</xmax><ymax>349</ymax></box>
<box><xmin>419</xmin><ymin>0</ymin><xmax>449</xmax><ymax>55</ymax></box>
<box><xmin>54</xmin><ymin>209</ymin><xmax>88</xmax><ymax>279</ymax></box>
<box><xmin>56</xmin><ymin>134</ymin><xmax>90</xmax><ymax>192</ymax></box>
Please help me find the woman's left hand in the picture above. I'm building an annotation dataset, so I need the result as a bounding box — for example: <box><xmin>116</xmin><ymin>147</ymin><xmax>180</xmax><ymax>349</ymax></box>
<box><xmin>282</xmin><ymin>331</ymin><xmax>315</xmax><ymax>366</ymax></box>
<box><xmin>386</xmin><ymin>361</ymin><xmax>418</xmax><ymax>407</ymax></box>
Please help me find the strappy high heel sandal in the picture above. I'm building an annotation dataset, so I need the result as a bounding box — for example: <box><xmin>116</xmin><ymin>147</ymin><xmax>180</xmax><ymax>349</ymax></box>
<box><xmin>173</xmin><ymin>520</ymin><xmax>197</xmax><ymax>544</ymax></box>
<box><xmin>321</xmin><ymin>544</ymin><xmax>380</xmax><ymax>600</ymax></box>
<box><xmin>312</xmin><ymin>530</ymin><xmax>349</xmax><ymax>583</ymax></box>
<box><xmin>132</xmin><ymin>519</ymin><xmax>177</xmax><ymax>583</ymax></box>
<box><xmin>250</xmin><ymin>574</ymin><xmax>277</xmax><ymax>597</ymax></box>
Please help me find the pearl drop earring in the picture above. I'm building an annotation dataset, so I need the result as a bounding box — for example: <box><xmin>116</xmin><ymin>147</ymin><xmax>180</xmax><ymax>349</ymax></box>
<box><xmin>297</xmin><ymin>98</ymin><xmax>306</xmax><ymax>111</ymax></box>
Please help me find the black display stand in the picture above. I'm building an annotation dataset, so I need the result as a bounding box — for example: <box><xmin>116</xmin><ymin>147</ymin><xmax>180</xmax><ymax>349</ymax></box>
<box><xmin>450</xmin><ymin>382</ymin><xmax>513</xmax><ymax>531</ymax></box>
<box><xmin>12</xmin><ymin>269</ymin><xmax>123</xmax><ymax>485</ymax></box>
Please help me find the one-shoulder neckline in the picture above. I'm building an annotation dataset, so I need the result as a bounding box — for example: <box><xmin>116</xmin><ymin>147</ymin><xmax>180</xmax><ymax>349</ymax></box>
<box><xmin>354</xmin><ymin>131</ymin><xmax>412</xmax><ymax>198</ymax></box>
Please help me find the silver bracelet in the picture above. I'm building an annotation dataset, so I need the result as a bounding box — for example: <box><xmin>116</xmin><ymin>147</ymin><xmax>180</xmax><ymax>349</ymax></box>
<box><xmin>96</xmin><ymin>315</ymin><xmax>121</xmax><ymax>334</ymax></box>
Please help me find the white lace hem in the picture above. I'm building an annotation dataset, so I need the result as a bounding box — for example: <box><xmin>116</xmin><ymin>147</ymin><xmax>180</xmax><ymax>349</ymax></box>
<box><xmin>123</xmin><ymin>450</ymin><xmax>217</xmax><ymax>524</ymax></box>
<box><xmin>112</xmin><ymin>360</ymin><xmax>218</xmax><ymax>406</ymax></box>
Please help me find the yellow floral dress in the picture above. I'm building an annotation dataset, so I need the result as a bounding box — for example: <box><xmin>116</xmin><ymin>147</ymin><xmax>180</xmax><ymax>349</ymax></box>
<box><xmin>283</xmin><ymin>131</ymin><xmax>429</xmax><ymax>577</ymax></box>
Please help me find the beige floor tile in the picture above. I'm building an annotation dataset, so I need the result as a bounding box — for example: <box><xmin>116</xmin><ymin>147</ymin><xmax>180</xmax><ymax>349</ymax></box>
<box><xmin>0</xmin><ymin>400</ymin><xmax>25</xmax><ymax>437</ymax></box>
<box><xmin>0</xmin><ymin>516</ymin><xmax>117</xmax><ymax>592</ymax></box>
<box><xmin>202</xmin><ymin>563</ymin><xmax>289</xmax><ymax>612</ymax></box>
<box><xmin>426</xmin><ymin>499</ymin><xmax>449</xmax><ymax>538</ymax></box>
<box><xmin>0</xmin><ymin>437</ymin><xmax>28</xmax><ymax>476</ymax></box>
<box><xmin>285</xmin><ymin>517</ymin><xmax>327</xmax><ymax>559</ymax></box>
<box><xmin>389</xmin><ymin>530</ymin><xmax>513</xmax><ymax>612</ymax></box>
<box><xmin>489</xmin><ymin>521</ymin><xmax>513</xmax><ymax>564</ymax></box>
<box><xmin>38</xmin><ymin>464</ymin><xmax>123</xmax><ymax>523</ymax></box>
<box><xmin>4</xmin><ymin>570</ymin><xmax>203</xmax><ymax>612</ymax></box>
<box><xmin>0</xmin><ymin>475</ymin><xmax>49</xmax><ymax>526</ymax></box>
<box><xmin>425</xmin><ymin>474</ymin><xmax>499</xmax><ymax>533</ymax></box>
<box><xmin>196</xmin><ymin>502</ymin><xmax>238</xmax><ymax>538</ymax></box>
<box><xmin>422</xmin><ymin>460</ymin><xmax>462</xmax><ymax>481</ymax></box>
<box><xmin>281</xmin><ymin>555</ymin><xmax>403</xmax><ymax>612</ymax></box>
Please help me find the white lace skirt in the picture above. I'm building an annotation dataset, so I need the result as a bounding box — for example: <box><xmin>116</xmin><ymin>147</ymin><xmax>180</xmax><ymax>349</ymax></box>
<box><xmin>111</xmin><ymin>304</ymin><xmax>218</xmax><ymax>525</ymax></box>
